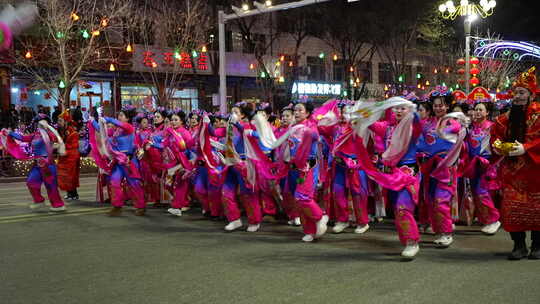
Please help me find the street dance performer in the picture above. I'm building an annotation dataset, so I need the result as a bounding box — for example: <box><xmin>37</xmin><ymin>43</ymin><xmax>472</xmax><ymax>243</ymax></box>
<box><xmin>491</xmin><ymin>67</ymin><xmax>540</xmax><ymax>260</ymax></box>
<box><xmin>88</xmin><ymin>107</ymin><xmax>146</xmax><ymax>216</ymax></box>
<box><xmin>1</xmin><ymin>114</ymin><xmax>66</xmax><ymax>212</ymax></box>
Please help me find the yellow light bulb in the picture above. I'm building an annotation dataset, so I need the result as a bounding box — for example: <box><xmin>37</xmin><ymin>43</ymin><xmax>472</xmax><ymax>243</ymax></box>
<box><xmin>126</xmin><ymin>44</ymin><xmax>133</xmax><ymax>52</ymax></box>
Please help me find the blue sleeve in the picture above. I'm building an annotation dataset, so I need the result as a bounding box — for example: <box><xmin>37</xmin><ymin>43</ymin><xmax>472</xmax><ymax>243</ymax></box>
<box><xmin>105</xmin><ymin>117</ymin><xmax>121</xmax><ymax>127</ymax></box>
<box><xmin>233</xmin><ymin>122</ymin><xmax>244</xmax><ymax>134</ymax></box>
<box><xmin>251</xmin><ymin>130</ymin><xmax>260</xmax><ymax>139</ymax></box>
<box><xmin>8</xmin><ymin>131</ymin><xmax>23</xmax><ymax>141</ymax></box>
<box><xmin>92</xmin><ymin>120</ymin><xmax>100</xmax><ymax>131</ymax></box>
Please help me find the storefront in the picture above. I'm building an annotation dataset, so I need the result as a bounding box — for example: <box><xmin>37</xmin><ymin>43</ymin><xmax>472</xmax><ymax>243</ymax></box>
<box><xmin>10</xmin><ymin>78</ymin><xmax>112</xmax><ymax>112</ymax></box>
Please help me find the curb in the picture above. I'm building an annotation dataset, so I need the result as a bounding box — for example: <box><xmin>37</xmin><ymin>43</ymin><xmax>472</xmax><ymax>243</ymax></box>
<box><xmin>0</xmin><ymin>173</ymin><xmax>97</xmax><ymax>183</ymax></box>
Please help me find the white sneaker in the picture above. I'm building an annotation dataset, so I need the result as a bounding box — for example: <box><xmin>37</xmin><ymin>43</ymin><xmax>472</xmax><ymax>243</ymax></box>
<box><xmin>333</xmin><ymin>221</ymin><xmax>350</xmax><ymax>233</ymax></box>
<box><xmin>434</xmin><ymin>234</ymin><xmax>453</xmax><ymax>248</ymax></box>
<box><xmin>167</xmin><ymin>208</ymin><xmax>182</xmax><ymax>216</ymax></box>
<box><xmin>247</xmin><ymin>224</ymin><xmax>260</xmax><ymax>232</ymax></box>
<box><xmin>354</xmin><ymin>224</ymin><xmax>370</xmax><ymax>234</ymax></box>
<box><xmin>302</xmin><ymin>234</ymin><xmax>315</xmax><ymax>242</ymax></box>
<box><xmin>401</xmin><ymin>242</ymin><xmax>420</xmax><ymax>259</ymax></box>
<box><xmin>287</xmin><ymin>217</ymin><xmax>302</xmax><ymax>226</ymax></box>
<box><xmin>29</xmin><ymin>202</ymin><xmax>45</xmax><ymax>210</ymax></box>
<box><xmin>315</xmin><ymin>215</ymin><xmax>329</xmax><ymax>238</ymax></box>
<box><xmin>224</xmin><ymin>219</ymin><xmax>243</xmax><ymax>231</ymax></box>
<box><xmin>49</xmin><ymin>206</ymin><xmax>66</xmax><ymax>212</ymax></box>
<box><xmin>181</xmin><ymin>207</ymin><xmax>190</xmax><ymax>212</ymax></box>
<box><xmin>481</xmin><ymin>221</ymin><xmax>501</xmax><ymax>235</ymax></box>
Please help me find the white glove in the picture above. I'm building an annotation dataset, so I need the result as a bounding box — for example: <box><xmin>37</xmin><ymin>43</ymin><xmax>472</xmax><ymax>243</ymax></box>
<box><xmin>509</xmin><ymin>141</ymin><xmax>526</xmax><ymax>157</ymax></box>
<box><xmin>203</xmin><ymin>115</ymin><xmax>211</xmax><ymax>124</ymax></box>
<box><xmin>230</xmin><ymin>113</ymin><xmax>239</xmax><ymax>124</ymax></box>
<box><xmin>38</xmin><ymin>119</ymin><xmax>49</xmax><ymax>128</ymax></box>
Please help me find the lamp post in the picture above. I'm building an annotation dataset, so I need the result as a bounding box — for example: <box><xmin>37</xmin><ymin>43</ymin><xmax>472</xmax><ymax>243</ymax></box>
<box><xmin>438</xmin><ymin>0</ymin><xmax>496</xmax><ymax>94</ymax></box>
<box><xmin>218</xmin><ymin>0</ymin><xmax>331</xmax><ymax>113</ymax></box>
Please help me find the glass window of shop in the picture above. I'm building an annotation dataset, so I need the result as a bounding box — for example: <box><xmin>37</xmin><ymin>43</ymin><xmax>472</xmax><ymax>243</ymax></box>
<box><xmin>11</xmin><ymin>80</ymin><xmax>111</xmax><ymax>113</ymax></box>
<box><xmin>71</xmin><ymin>80</ymin><xmax>112</xmax><ymax>110</ymax></box>
<box><xmin>167</xmin><ymin>88</ymin><xmax>198</xmax><ymax>112</ymax></box>
<box><xmin>121</xmin><ymin>85</ymin><xmax>157</xmax><ymax>111</ymax></box>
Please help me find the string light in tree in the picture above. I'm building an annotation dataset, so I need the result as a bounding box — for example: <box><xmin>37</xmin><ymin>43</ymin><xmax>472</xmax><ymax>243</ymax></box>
<box><xmin>201</xmin><ymin>45</ymin><xmax>207</xmax><ymax>52</ymax></box>
<box><xmin>280</xmin><ymin>55</ymin><xmax>285</xmax><ymax>62</ymax></box>
<box><xmin>192</xmin><ymin>50</ymin><xmax>198</xmax><ymax>58</ymax></box>
<box><xmin>92</xmin><ymin>30</ymin><xmax>100</xmax><ymax>36</ymax></box>
<box><xmin>100</xmin><ymin>18</ymin><xmax>109</xmax><ymax>27</ymax></box>
<box><xmin>70</xmin><ymin>12</ymin><xmax>80</xmax><ymax>21</ymax></box>
<box><xmin>249</xmin><ymin>63</ymin><xmax>255</xmax><ymax>70</ymax></box>
<box><xmin>109</xmin><ymin>63</ymin><xmax>116</xmax><ymax>71</ymax></box>
<box><xmin>333</xmin><ymin>54</ymin><xmax>338</xmax><ymax>61</ymax></box>
<box><xmin>126</xmin><ymin>43</ymin><xmax>133</xmax><ymax>52</ymax></box>
<box><xmin>56</xmin><ymin>31</ymin><xmax>65</xmax><ymax>39</ymax></box>
<box><xmin>24</xmin><ymin>51</ymin><xmax>32</xmax><ymax>59</ymax></box>
<box><xmin>278</xmin><ymin>76</ymin><xmax>285</xmax><ymax>83</ymax></box>
<box><xmin>288</xmin><ymin>61</ymin><xmax>293</xmax><ymax>67</ymax></box>
<box><xmin>82</xmin><ymin>30</ymin><xmax>90</xmax><ymax>39</ymax></box>
<box><xmin>318</xmin><ymin>52</ymin><xmax>325</xmax><ymax>59</ymax></box>
<box><xmin>260</xmin><ymin>71</ymin><xmax>267</xmax><ymax>78</ymax></box>
<box><xmin>59</xmin><ymin>80</ymin><xmax>66</xmax><ymax>89</ymax></box>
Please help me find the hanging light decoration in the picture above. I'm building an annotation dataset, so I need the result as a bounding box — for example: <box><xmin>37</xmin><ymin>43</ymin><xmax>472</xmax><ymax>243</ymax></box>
<box><xmin>425</xmin><ymin>80</ymin><xmax>430</xmax><ymax>86</ymax></box>
<box><xmin>70</xmin><ymin>12</ymin><xmax>80</xmax><ymax>21</ymax></box>
<box><xmin>24</xmin><ymin>51</ymin><xmax>32</xmax><ymax>59</ymax></box>
<box><xmin>109</xmin><ymin>63</ymin><xmax>116</xmax><ymax>72</ymax></box>
<box><xmin>349</xmin><ymin>67</ymin><xmax>354</xmax><ymax>72</ymax></box>
<box><xmin>82</xmin><ymin>30</ymin><xmax>90</xmax><ymax>39</ymax></box>
<box><xmin>276</xmin><ymin>61</ymin><xmax>281</xmax><ymax>66</ymax></box>
<box><xmin>92</xmin><ymin>30</ymin><xmax>100</xmax><ymax>36</ymax></box>
<box><xmin>288</xmin><ymin>61</ymin><xmax>293</xmax><ymax>67</ymax></box>
<box><xmin>249</xmin><ymin>63</ymin><xmax>255</xmax><ymax>70</ymax></box>
<box><xmin>278</xmin><ymin>76</ymin><xmax>285</xmax><ymax>83</ymax></box>
<box><xmin>192</xmin><ymin>50</ymin><xmax>198</xmax><ymax>58</ymax></box>
<box><xmin>201</xmin><ymin>45</ymin><xmax>207</xmax><ymax>52</ymax></box>
<box><xmin>101</xmin><ymin>18</ymin><xmax>109</xmax><ymax>27</ymax></box>
<box><xmin>333</xmin><ymin>54</ymin><xmax>338</xmax><ymax>61</ymax></box>
<box><xmin>126</xmin><ymin>44</ymin><xmax>133</xmax><ymax>52</ymax></box>
<box><xmin>59</xmin><ymin>80</ymin><xmax>66</xmax><ymax>89</ymax></box>
<box><xmin>280</xmin><ymin>55</ymin><xmax>285</xmax><ymax>62</ymax></box>
<box><xmin>433</xmin><ymin>68</ymin><xmax>438</xmax><ymax>74</ymax></box>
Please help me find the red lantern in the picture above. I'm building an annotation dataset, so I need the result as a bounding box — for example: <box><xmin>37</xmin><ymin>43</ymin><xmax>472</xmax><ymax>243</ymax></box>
<box><xmin>456</xmin><ymin>58</ymin><xmax>466</xmax><ymax>65</ymax></box>
<box><xmin>470</xmin><ymin>67</ymin><xmax>480</xmax><ymax>75</ymax></box>
<box><xmin>457</xmin><ymin>68</ymin><xmax>465</xmax><ymax>75</ymax></box>
<box><xmin>470</xmin><ymin>57</ymin><xmax>480</xmax><ymax>65</ymax></box>
<box><xmin>470</xmin><ymin>77</ymin><xmax>480</xmax><ymax>86</ymax></box>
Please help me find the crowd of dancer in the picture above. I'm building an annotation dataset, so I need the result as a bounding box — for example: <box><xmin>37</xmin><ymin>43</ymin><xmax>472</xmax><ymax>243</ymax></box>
<box><xmin>1</xmin><ymin>67</ymin><xmax>540</xmax><ymax>261</ymax></box>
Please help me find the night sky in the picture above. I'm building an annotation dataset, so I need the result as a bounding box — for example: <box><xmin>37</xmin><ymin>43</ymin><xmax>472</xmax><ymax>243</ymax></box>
<box><xmin>475</xmin><ymin>0</ymin><xmax>540</xmax><ymax>42</ymax></box>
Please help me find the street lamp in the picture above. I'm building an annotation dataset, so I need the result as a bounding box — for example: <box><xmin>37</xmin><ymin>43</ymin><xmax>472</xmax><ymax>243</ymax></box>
<box><xmin>439</xmin><ymin>0</ymin><xmax>496</xmax><ymax>94</ymax></box>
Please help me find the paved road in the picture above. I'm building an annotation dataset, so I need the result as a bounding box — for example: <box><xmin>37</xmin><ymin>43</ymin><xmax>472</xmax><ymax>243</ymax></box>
<box><xmin>1</xmin><ymin>178</ymin><xmax>539</xmax><ymax>304</ymax></box>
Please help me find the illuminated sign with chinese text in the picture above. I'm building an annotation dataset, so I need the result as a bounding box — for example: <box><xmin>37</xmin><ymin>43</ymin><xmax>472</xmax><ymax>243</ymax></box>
<box><xmin>291</xmin><ymin>82</ymin><xmax>342</xmax><ymax>96</ymax></box>
<box><xmin>142</xmin><ymin>51</ymin><xmax>208</xmax><ymax>70</ymax></box>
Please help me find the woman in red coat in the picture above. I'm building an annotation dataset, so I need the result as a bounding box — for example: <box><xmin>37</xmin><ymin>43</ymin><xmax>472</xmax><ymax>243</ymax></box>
<box><xmin>57</xmin><ymin>110</ymin><xmax>81</xmax><ymax>200</ymax></box>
